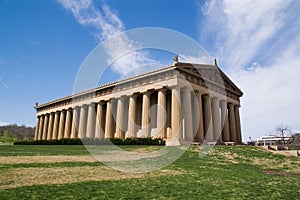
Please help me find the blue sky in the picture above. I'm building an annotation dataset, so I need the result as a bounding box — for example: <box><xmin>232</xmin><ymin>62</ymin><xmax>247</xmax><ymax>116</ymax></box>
<box><xmin>1</xmin><ymin>0</ymin><xmax>300</xmax><ymax>141</ymax></box>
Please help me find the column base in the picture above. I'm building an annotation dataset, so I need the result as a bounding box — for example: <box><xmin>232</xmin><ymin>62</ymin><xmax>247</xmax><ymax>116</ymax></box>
<box><xmin>165</xmin><ymin>138</ymin><xmax>181</xmax><ymax>146</ymax></box>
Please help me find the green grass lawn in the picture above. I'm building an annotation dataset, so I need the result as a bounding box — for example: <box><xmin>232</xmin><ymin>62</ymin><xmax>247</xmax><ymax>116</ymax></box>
<box><xmin>0</xmin><ymin>145</ymin><xmax>299</xmax><ymax>199</ymax></box>
<box><xmin>0</xmin><ymin>145</ymin><xmax>90</xmax><ymax>156</ymax></box>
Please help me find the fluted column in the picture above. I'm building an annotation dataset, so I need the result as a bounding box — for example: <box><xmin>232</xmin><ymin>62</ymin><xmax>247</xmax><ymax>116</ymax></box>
<box><xmin>116</xmin><ymin>97</ymin><xmax>125</xmax><ymax>139</ymax></box>
<box><xmin>78</xmin><ymin>105</ymin><xmax>87</xmax><ymax>139</ymax></box>
<box><xmin>105</xmin><ymin>100</ymin><xmax>114</xmax><ymax>138</ymax></box>
<box><xmin>141</xmin><ymin>92</ymin><xmax>151</xmax><ymax>137</ymax></box>
<box><xmin>235</xmin><ymin>105</ymin><xmax>242</xmax><ymax>144</ymax></box>
<box><xmin>211</xmin><ymin>98</ymin><xmax>222</xmax><ymax>142</ymax></box>
<box><xmin>203</xmin><ymin>95</ymin><xmax>213</xmax><ymax>141</ymax></box>
<box><xmin>127</xmin><ymin>95</ymin><xmax>137</xmax><ymax>138</ymax></box>
<box><xmin>64</xmin><ymin>108</ymin><xmax>72</xmax><ymax>138</ymax></box>
<box><xmin>58</xmin><ymin>110</ymin><xmax>66</xmax><ymax>139</ymax></box>
<box><xmin>86</xmin><ymin>103</ymin><xmax>96</xmax><ymax>138</ymax></box>
<box><xmin>37</xmin><ymin>115</ymin><xmax>44</xmax><ymax>140</ymax></box>
<box><xmin>71</xmin><ymin>107</ymin><xmax>79</xmax><ymax>139</ymax></box>
<box><xmin>181</xmin><ymin>88</ymin><xmax>193</xmax><ymax>140</ymax></box>
<box><xmin>157</xmin><ymin>89</ymin><xmax>167</xmax><ymax>138</ymax></box>
<box><xmin>95</xmin><ymin>102</ymin><xmax>105</xmax><ymax>138</ymax></box>
<box><xmin>42</xmin><ymin>114</ymin><xmax>49</xmax><ymax>140</ymax></box>
<box><xmin>52</xmin><ymin>111</ymin><xmax>60</xmax><ymax>140</ymax></box>
<box><xmin>171</xmin><ymin>87</ymin><xmax>181</xmax><ymax>139</ymax></box>
<box><xmin>34</xmin><ymin>116</ymin><xmax>40</xmax><ymax>140</ymax></box>
<box><xmin>195</xmin><ymin>92</ymin><xmax>204</xmax><ymax>143</ymax></box>
<box><xmin>228</xmin><ymin>103</ymin><xmax>237</xmax><ymax>142</ymax></box>
<box><xmin>220</xmin><ymin>101</ymin><xmax>230</xmax><ymax>142</ymax></box>
<box><xmin>47</xmin><ymin>113</ymin><xmax>54</xmax><ymax>140</ymax></box>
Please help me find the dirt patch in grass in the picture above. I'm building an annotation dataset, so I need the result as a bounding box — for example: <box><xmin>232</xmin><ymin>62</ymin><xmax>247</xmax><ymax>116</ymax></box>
<box><xmin>0</xmin><ymin>166</ymin><xmax>186</xmax><ymax>189</ymax></box>
<box><xmin>269</xmin><ymin>150</ymin><xmax>299</xmax><ymax>157</ymax></box>
<box><xmin>119</xmin><ymin>146</ymin><xmax>163</xmax><ymax>153</ymax></box>
<box><xmin>264</xmin><ymin>170</ymin><xmax>300</xmax><ymax>176</ymax></box>
<box><xmin>215</xmin><ymin>151</ymin><xmax>240</xmax><ymax>164</ymax></box>
<box><xmin>0</xmin><ymin>156</ymin><xmax>97</xmax><ymax>164</ymax></box>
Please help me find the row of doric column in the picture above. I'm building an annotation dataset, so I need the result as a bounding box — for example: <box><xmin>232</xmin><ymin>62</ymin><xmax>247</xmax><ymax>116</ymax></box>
<box><xmin>34</xmin><ymin>87</ymin><xmax>242</xmax><ymax>144</ymax></box>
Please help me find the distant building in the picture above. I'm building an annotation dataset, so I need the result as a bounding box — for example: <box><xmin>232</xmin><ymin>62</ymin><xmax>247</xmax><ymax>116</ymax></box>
<box><xmin>256</xmin><ymin>135</ymin><xmax>291</xmax><ymax>146</ymax></box>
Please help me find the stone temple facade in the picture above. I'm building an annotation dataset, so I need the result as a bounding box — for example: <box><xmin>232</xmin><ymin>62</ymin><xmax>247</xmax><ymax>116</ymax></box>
<box><xmin>34</xmin><ymin>60</ymin><xmax>243</xmax><ymax>145</ymax></box>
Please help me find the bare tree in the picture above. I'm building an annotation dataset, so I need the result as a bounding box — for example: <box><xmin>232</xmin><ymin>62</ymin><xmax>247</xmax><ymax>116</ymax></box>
<box><xmin>275</xmin><ymin>124</ymin><xmax>292</xmax><ymax>146</ymax></box>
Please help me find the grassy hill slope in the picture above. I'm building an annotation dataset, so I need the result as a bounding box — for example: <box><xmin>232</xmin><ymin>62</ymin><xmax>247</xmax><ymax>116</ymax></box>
<box><xmin>0</xmin><ymin>145</ymin><xmax>299</xmax><ymax>199</ymax></box>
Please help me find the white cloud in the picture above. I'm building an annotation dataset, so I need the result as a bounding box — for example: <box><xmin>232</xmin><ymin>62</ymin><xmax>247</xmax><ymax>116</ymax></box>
<box><xmin>0</xmin><ymin>121</ymin><xmax>10</xmax><ymax>126</ymax></box>
<box><xmin>200</xmin><ymin>0</ymin><xmax>300</xmax><ymax>140</ymax></box>
<box><xmin>200</xmin><ymin>0</ymin><xmax>293</xmax><ymax>69</ymax></box>
<box><xmin>232</xmin><ymin>55</ymin><xmax>300</xmax><ymax>140</ymax></box>
<box><xmin>57</xmin><ymin>0</ymin><xmax>156</xmax><ymax>75</ymax></box>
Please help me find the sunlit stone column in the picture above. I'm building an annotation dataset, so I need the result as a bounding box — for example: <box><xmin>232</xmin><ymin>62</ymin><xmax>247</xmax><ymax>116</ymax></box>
<box><xmin>116</xmin><ymin>97</ymin><xmax>125</xmax><ymax>139</ymax></box>
<box><xmin>127</xmin><ymin>95</ymin><xmax>137</xmax><ymax>138</ymax></box>
<box><xmin>195</xmin><ymin>91</ymin><xmax>204</xmax><ymax>143</ymax></box>
<box><xmin>141</xmin><ymin>91</ymin><xmax>151</xmax><ymax>137</ymax></box>
<box><xmin>203</xmin><ymin>95</ymin><xmax>213</xmax><ymax>141</ymax></box>
<box><xmin>38</xmin><ymin>115</ymin><xmax>44</xmax><ymax>140</ymax></box>
<box><xmin>220</xmin><ymin>100</ymin><xmax>230</xmax><ymax>142</ymax></box>
<box><xmin>71</xmin><ymin>107</ymin><xmax>79</xmax><ymax>139</ymax></box>
<box><xmin>42</xmin><ymin>114</ymin><xmax>49</xmax><ymax>140</ymax></box>
<box><xmin>95</xmin><ymin>102</ymin><xmax>105</xmax><ymax>139</ymax></box>
<box><xmin>157</xmin><ymin>89</ymin><xmax>167</xmax><ymax>138</ymax></box>
<box><xmin>171</xmin><ymin>86</ymin><xmax>181</xmax><ymax>139</ymax></box>
<box><xmin>105</xmin><ymin>100</ymin><xmax>114</xmax><ymax>138</ymax></box>
<box><xmin>181</xmin><ymin>88</ymin><xmax>193</xmax><ymax>140</ymax></box>
<box><xmin>86</xmin><ymin>103</ymin><xmax>96</xmax><ymax>138</ymax></box>
<box><xmin>211</xmin><ymin>98</ymin><xmax>222</xmax><ymax>142</ymax></box>
<box><xmin>34</xmin><ymin>116</ymin><xmax>40</xmax><ymax>140</ymax></box>
<box><xmin>58</xmin><ymin>110</ymin><xmax>66</xmax><ymax>140</ymax></box>
<box><xmin>78</xmin><ymin>105</ymin><xmax>87</xmax><ymax>139</ymax></box>
<box><xmin>235</xmin><ymin>105</ymin><xmax>242</xmax><ymax>144</ymax></box>
<box><xmin>228</xmin><ymin>103</ymin><xmax>237</xmax><ymax>142</ymax></box>
<box><xmin>47</xmin><ymin>113</ymin><xmax>54</xmax><ymax>140</ymax></box>
<box><xmin>52</xmin><ymin>111</ymin><xmax>60</xmax><ymax>140</ymax></box>
<box><xmin>64</xmin><ymin>108</ymin><xmax>72</xmax><ymax>138</ymax></box>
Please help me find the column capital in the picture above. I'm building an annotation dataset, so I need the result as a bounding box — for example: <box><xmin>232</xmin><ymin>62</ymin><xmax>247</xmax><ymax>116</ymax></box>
<box><xmin>142</xmin><ymin>90</ymin><xmax>152</xmax><ymax>96</ymax></box>
<box><xmin>211</xmin><ymin>97</ymin><xmax>219</xmax><ymax>102</ymax></box>
<box><xmin>234</xmin><ymin>104</ymin><xmax>241</xmax><ymax>108</ymax></box>
<box><xmin>97</xmin><ymin>100</ymin><xmax>106</xmax><ymax>105</ymax></box>
<box><xmin>228</xmin><ymin>102</ymin><xmax>235</xmax><ymax>109</ymax></box>
<box><xmin>118</xmin><ymin>95</ymin><xmax>127</xmax><ymax>100</ymax></box>
<box><xmin>170</xmin><ymin>85</ymin><xmax>182</xmax><ymax>90</ymax></box>
<box><xmin>129</xmin><ymin>93</ymin><xmax>140</xmax><ymax>99</ymax></box>
<box><xmin>194</xmin><ymin>90</ymin><xmax>203</xmax><ymax>95</ymax></box>
<box><xmin>157</xmin><ymin>87</ymin><xmax>168</xmax><ymax>92</ymax></box>
<box><xmin>181</xmin><ymin>86</ymin><xmax>193</xmax><ymax>92</ymax></box>
<box><xmin>88</xmin><ymin>102</ymin><xmax>96</xmax><ymax>106</ymax></box>
<box><xmin>202</xmin><ymin>93</ymin><xmax>211</xmax><ymax>100</ymax></box>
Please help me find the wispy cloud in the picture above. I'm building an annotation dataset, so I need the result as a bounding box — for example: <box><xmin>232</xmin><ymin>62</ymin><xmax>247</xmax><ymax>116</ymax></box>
<box><xmin>0</xmin><ymin>77</ymin><xmax>8</xmax><ymax>89</ymax></box>
<box><xmin>18</xmin><ymin>53</ymin><xmax>31</xmax><ymax>60</ymax></box>
<box><xmin>199</xmin><ymin>0</ymin><xmax>295</xmax><ymax>70</ymax></box>
<box><xmin>199</xmin><ymin>0</ymin><xmax>300</xmax><ymax>139</ymax></box>
<box><xmin>57</xmin><ymin>0</ymin><xmax>156</xmax><ymax>75</ymax></box>
<box><xmin>31</xmin><ymin>40</ymin><xmax>43</xmax><ymax>47</ymax></box>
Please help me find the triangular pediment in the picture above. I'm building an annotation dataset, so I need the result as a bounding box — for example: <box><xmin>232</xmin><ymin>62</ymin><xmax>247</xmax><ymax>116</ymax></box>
<box><xmin>174</xmin><ymin>62</ymin><xmax>243</xmax><ymax>96</ymax></box>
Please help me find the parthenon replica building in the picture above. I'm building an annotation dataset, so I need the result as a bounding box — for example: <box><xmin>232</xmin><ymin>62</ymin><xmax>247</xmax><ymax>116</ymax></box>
<box><xmin>34</xmin><ymin>59</ymin><xmax>243</xmax><ymax>145</ymax></box>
